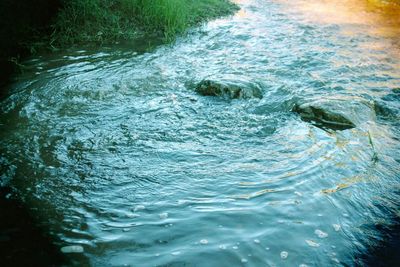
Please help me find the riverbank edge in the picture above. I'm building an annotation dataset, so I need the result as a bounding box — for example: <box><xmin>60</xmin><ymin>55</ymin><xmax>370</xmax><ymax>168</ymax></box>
<box><xmin>0</xmin><ymin>0</ymin><xmax>239</xmax><ymax>92</ymax></box>
<box><xmin>52</xmin><ymin>0</ymin><xmax>239</xmax><ymax>46</ymax></box>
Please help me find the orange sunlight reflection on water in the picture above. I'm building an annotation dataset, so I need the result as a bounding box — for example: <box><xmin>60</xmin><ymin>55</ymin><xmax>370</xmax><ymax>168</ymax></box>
<box><xmin>274</xmin><ymin>0</ymin><xmax>400</xmax><ymax>60</ymax></box>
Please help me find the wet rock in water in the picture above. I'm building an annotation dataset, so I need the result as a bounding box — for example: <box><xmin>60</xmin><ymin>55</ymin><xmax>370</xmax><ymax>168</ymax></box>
<box><xmin>195</xmin><ymin>79</ymin><xmax>263</xmax><ymax>99</ymax></box>
<box><xmin>61</xmin><ymin>245</ymin><xmax>84</xmax><ymax>254</ymax></box>
<box><xmin>293</xmin><ymin>96</ymin><xmax>376</xmax><ymax>130</ymax></box>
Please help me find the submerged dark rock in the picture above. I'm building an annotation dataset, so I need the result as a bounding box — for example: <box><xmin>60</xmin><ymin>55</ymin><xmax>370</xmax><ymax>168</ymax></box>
<box><xmin>195</xmin><ymin>79</ymin><xmax>263</xmax><ymax>99</ymax></box>
<box><xmin>293</xmin><ymin>96</ymin><xmax>376</xmax><ymax>130</ymax></box>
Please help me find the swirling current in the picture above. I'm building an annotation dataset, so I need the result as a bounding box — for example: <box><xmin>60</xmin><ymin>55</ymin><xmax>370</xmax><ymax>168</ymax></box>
<box><xmin>1</xmin><ymin>0</ymin><xmax>400</xmax><ymax>266</ymax></box>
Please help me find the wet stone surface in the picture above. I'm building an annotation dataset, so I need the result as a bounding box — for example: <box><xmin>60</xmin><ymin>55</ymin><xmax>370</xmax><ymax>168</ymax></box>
<box><xmin>293</xmin><ymin>97</ymin><xmax>376</xmax><ymax>131</ymax></box>
<box><xmin>195</xmin><ymin>79</ymin><xmax>263</xmax><ymax>99</ymax></box>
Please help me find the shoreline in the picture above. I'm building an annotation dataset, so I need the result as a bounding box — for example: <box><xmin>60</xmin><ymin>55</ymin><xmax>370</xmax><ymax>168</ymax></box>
<box><xmin>0</xmin><ymin>0</ymin><xmax>239</xmax><ymax>90</ymax></box>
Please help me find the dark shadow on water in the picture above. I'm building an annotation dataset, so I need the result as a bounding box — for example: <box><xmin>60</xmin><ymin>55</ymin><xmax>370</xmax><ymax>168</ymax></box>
<box><xmin>0</xmin><ymin>186</ymin><xmax>72</xmax><ymax>267</ymax></box>
<box><xmin>357</xmin><ymin>189</ymin><xmax>400</xmax><ymax>267</ymax></box>
<box><xmin>361</xmin><ymin>222</ymin><xmax>400</xmax><ymax>267</ymax></box>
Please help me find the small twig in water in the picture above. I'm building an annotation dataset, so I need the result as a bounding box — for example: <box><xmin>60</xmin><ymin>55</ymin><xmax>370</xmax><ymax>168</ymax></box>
<box><xmin>368</xmin><ymin>131</ymin><xmax>379</xmax><ymax>163</ymax></box>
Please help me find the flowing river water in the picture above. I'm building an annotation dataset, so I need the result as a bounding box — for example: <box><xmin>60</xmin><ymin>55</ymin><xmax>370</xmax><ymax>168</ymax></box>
<box><xmin>1</xmin><ymin>0</ymin><xmax>400</xmax><ymax>266</ymax></box>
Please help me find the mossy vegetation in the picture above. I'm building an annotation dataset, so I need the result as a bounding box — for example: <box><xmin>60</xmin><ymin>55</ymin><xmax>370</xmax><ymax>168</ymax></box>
<box><xmin>52</xmin><ymin>0</ymin><xmax>238</xmax><ymax>45</ymax></box>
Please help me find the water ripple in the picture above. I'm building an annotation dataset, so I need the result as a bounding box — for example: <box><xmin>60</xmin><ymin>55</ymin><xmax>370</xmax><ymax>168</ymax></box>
<box><xmin>1</xmin><ymin>0</ymin><xmax>400</xmax><ymax>266</ymax></box>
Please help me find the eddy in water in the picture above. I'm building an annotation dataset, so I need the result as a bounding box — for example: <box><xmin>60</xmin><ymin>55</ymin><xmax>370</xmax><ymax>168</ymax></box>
<box><xmin>0</xmin><ymin>0</ymin><xmax>399</xmax><ymax>266</ymax></box>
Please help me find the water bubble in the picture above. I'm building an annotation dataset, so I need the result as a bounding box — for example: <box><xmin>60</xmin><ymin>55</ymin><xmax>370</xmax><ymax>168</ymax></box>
<box><xmin>219</xmin><ymin>245</ymin><xmax>227</xmax><ymax>250</ymax></box>
<box><xmin>305</xmin><ymin>239</ymin><xmax>320</xmax><ymax>247</ymax></box>
<box><xmin>134</xmin><ymin>205</ymin><xmax>145</xmax><ymax>212</ymax></box>
<box><xmin>61</xmin><ymin>245</ymin><xmax>84</xmax><ymax>254</ymax></box>
<box><xmin>171</xmin><ymin>251</ymin><xmax>181</xmax><ymax>256</ymax></box>
<box><xmin>315</xmin><ymin>229</ymin><xmax>328</xmax><ymax>238</ymax></box>
<box><xmin>299</xmin><ymin>264</ymin><xmax>309</xmax><ymax>267</ymax></box>
<box><xmin>253</xmin><ymin>239</ymin><xmax>260</xmax><ymax>244</ymax></box>
<box><xmin>294</xmin><ymin>191</ymin><xmax>303</xmax><ymax>196</ymax></box>
<box><xmin>232</xmin><ymin>246</ymin><xmax>239</xmax><ymax>250</ymax></box>
<box><xmin>126</xmin><ymin>213</ymin><xmax>140</xmax><ymax>218</ymax></box>
<box><xmin>159</xmin><ymin>212</ymin><xmax>168</xmax><ymax>219</ymax></box>
<box><xmin>265</xmin><ymin>247</ymin><xmax>270</xmax><ymax>250</ymax></box>
<box><xmin>200</xmin><ymin>239</ymin><xmax>208</xmax><ymax>245</ymax></box>
<box><xmin>332</xmin><ymin>224</ymin><xmax>341</xmax><ymax>231</ymax></box>
<box><xmin>280</xmin><ymin>251</ymin><xmax>288</xmax><ymax>259</ymax></box>
<box><xmin>171</xmin><ymin>93</ymin><xmax>177</xmax><ymax>101</ymax></box>
<box><xmin>241</xmin><ymin>258</ymin><xmax>248</xmax><ymax>263</ymax></box>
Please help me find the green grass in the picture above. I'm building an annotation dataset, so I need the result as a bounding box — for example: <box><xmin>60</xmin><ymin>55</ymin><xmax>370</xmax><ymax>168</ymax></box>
<box><xmin>52</xmin><ymin>0</ymin><xmax>239</xmax><ymax>45</ymax></box>
<box><xmin>120</xmin><ymin>0</ymin><xmax>188</xmax><ymax>39</ymax></box>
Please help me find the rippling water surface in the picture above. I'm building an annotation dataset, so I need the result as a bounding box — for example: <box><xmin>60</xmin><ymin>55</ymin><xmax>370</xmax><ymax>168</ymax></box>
<box><xmin>1</xmin><ymin>0</ymin><xmax>400</xmax><ymax>266</ymax></box>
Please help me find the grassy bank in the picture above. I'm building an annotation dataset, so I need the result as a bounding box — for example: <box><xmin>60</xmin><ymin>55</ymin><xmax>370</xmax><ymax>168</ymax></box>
<box><xmin>0</xmin><ymin>0</ymin><xmax>61</xmax><ymax>87</ymax></box>
<box><xmin>0</xmin><ymin>0</ymin><xmax>238</xmax><ymax>89</ymax></box>
<box><xmin>52</xmin><ymin>0</ymin><xmax>239</xmax><ymax>45</ymax></box>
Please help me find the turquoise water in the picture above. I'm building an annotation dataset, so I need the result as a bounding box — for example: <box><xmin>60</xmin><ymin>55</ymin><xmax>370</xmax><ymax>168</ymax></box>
<box><xmin>1</xmin><ymin>0</ymin><xmax>400</xmax><ymax>266</ymax></box>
